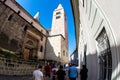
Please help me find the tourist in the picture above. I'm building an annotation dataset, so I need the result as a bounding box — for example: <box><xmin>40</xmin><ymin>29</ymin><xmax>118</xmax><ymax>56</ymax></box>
<box><xmin>44</xmin><ymin>63</ymin><xmax>51</xmax><ymax>79</ymax></box>
<box><xmin>80</xmin><ymin>65</ymin><xmax>88</xmax><ymax>80</ymax></box>
<box><xmin>33</xmin><ymin>65</ymin><xmax>44</xmax><ymax>80</ymax></box>
<box><xmin>52</xmin><ymin>65</ymin><xmax>58</xmax><ymax>80</ymax></box>
<box><xmin>68</xmin><ymin>64</ymin><xmax>78</xmax><ymax>80</ymax></box>
<box><xmin>56</xmin><ymin>65</ymin><xmax>66</xmax><ymax>80</ymax></box>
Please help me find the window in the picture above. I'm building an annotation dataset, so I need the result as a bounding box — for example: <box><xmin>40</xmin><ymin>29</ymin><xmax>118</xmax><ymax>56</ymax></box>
<box><xmin>63</xmin><ymin>50</ymin><xmax>65</xmax><ymax>56</ymax></box>
<box><xmin>96</xmin><ymin>28</ymin><xmax>112</xmax><ymax>80</ymax></box>
<box><xmin>41</xmin><ymin>37</ymin><xmax>43</xmax><ymax>41</ymax></box>
<box><xmin>17</xmin><ymin>11</ymin><xmax>20</xmax><ymax>14</ymax></box>
<box><xmin>8</xmin><ymin>14</ymin><xmax>13</xmax><ymax>21</ymax></box>
<box><xmin>40</xmin><ymin>46</ymin><xmax>43</xmax><ymax>52</ymax></box>
<box><xmin>56</xmin><ymin>12</ymin><xmax>61</xmax><ymax>15</ymax></box>
<box><xmin>24</xmin><ymin>26</ymin><xmax>28</xmax><ymax>31</ymax></box>
<box><xmin>56</xmin><ymin>16</ymin><xmax>61</xmax><ymax>19</ymax></box>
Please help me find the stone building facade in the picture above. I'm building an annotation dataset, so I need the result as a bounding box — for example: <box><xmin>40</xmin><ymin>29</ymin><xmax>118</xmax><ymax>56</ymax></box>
<box><xmin>0</xmin><ymin>0</ymin><xmax>47</xmax><ymax>60</ymax></box>
<box><xmin>0</xmin><ymin>0</ymin><xmax>69</xmax><ymax>65</ymax></box>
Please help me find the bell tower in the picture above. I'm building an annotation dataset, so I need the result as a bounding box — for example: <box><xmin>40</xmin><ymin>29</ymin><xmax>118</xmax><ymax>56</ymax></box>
<box><xmin>46</xmin><ymin>4</ymin><xmax>69</xmax><ymax>64</ymax></box>
<box><xmin>51</xmin><ymin>4</ymin><xmax>68</xmax><ymax>40</ymax></box>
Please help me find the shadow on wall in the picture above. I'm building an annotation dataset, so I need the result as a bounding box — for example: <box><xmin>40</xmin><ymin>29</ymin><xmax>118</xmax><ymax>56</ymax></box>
<box><xmin>80</xmin><ymin>44</ymin><xmax>120</xmax><ymax>80</ymax></box>
<box><xmin>0</xmin><ymin>32</ymin><xmax>19</xmax><ymax>52</ymax></box>
<box><xmin>83</xmin><ymin>53</ymin><xmax>98</xmax><ymax>80</ymax></box>
<box><xmin>112</xmin><ymin>44</ymin><xmax>120</xmax><ymax>80</ymax></box>
<box><xmin>45</xmin><ymin>39</ymin><xmax>60</xmax><ymax>63</ymax></box>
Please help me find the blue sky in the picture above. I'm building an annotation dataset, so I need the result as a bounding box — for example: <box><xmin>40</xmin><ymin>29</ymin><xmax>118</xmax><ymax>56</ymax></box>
<box><xmin>16</xmin><ymin>0</ymin><xmax>76</xmax><ymax>55</ymax></box>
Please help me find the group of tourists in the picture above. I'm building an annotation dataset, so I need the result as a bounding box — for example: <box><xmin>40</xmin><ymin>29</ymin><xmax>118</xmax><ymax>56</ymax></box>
<box><xmin>32</xmin><ymin>63</ymin><xmax>88</xmax><ymax>80</ymax></box>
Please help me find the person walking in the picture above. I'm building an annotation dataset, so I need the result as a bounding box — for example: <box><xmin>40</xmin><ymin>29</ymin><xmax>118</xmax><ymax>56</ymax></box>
<box><xmin>68</xmin><ymin>64</ymin><xmax>78</xmax><ymax>80</ymax></box>
<box><xmin>52</xmin><ymin>65</ymin><xmax>58</xmax><ymax>80</ymax></box>
<box><xmin>44</xmin><ymin>63</ymin><xmax>51</xmax><ymax>79</ymax></box>
<box><xmin>32</xmin><ymin>65</ymin><xmax>44</xmax><ymax>80</ymax></box>
<box><xmin>56</xmin><ymin>65</ymin><xmax>66</xmax><ymax>80</ymax></box>
<box><xmin>80</xmin><ymin>65</ymin><xmax>88</xmax><ymax>80</ymax></box>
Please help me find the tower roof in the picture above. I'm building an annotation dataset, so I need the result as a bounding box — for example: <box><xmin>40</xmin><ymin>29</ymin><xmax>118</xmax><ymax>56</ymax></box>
<box><xmin>34</xmin><ymin>12</ymin><xmax>40</xmax><ymax>22</ymax></box>
<box><xmin>57</xmin><ymin>4</ymin><xmax>63</xmax><ymax>9</ymax></box>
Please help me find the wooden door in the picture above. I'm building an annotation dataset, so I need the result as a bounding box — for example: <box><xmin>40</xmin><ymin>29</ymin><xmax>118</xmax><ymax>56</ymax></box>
<box><xmin>23</xmin><ymin>48</ymin><xmax>30</xmax><ymax>60</ymax></box>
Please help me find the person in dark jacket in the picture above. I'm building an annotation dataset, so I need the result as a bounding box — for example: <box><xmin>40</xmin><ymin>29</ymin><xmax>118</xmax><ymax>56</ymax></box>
<box><xmin>80</xmin><ymin>65</ymin><xmax>88</xmax><ymax>80</ymax></box>
<box><xmin>56</xmin><ymin>65</ymin><xmax>66</xmax><ymax>80</ymax></box>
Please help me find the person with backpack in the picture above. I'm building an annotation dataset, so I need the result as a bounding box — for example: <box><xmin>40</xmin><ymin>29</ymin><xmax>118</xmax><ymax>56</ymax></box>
<box><xmin>44</xmin><ymin>63</ymin><xmax>51</xmax><ymax>79</ymax></box>
<box><xmin>68</xmin><ymin>64</ymin><xmax>78</xmax><ymax>80</ymax></box>
<box><xmin>52</xmin><ymin>65</ymin><xmax>58</xmax><ymax>80</ymax></box>
<box><xmin>56</xmin><ymin>65</ymin><xmax>66</xmax><ymax>80</ymax></box>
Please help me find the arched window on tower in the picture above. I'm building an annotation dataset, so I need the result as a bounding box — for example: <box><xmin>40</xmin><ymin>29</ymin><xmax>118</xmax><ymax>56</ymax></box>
<box><xmin>56</xmin><ymin>12</ymin><xmax>61</xmax><ymax>15</ymax></box>
<box><xmin>56</xmin><ymin>16</ymin><xmax>61</xmax><ymax>19</ymax></box>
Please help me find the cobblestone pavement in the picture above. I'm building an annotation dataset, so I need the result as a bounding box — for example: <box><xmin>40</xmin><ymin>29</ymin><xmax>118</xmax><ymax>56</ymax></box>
<box><xmin>0</xmin><ymin>75</ymin><xmax>80</xmax><ymax>80</ymax></box>
<box><xmin>0</xmin><ymin>76</ymin><xmax>81</xmax><ymax>80</ymax></box>
<box><xmin>0</xmin><ymin>76</ymin><xmax>32</xmax><ymax>80</ymax></box>
<box><xmin>0</xmin><ymin>70</ymin><xmax>81</xmax><ymax>80</ymax></box>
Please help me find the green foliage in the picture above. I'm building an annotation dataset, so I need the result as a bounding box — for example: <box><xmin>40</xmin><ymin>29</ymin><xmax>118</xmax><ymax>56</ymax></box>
<box><xmin>0</xmin><ymin>48</ymin><xmax>17</xmax><ymax>58</ymax></box>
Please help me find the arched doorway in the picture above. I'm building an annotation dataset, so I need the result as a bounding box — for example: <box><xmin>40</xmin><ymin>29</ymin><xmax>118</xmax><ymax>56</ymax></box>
<box><xmin>23</xmin><ymin>38</ymin><xmax>38</xmax><ymax>60</ymax></box>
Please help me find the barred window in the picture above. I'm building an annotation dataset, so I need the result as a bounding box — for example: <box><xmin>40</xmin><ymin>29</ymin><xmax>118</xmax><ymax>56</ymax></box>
<box><xmin>96</xmin><ymin>28</ymin><xmax>112</xmax><ymax>80</ymax></box>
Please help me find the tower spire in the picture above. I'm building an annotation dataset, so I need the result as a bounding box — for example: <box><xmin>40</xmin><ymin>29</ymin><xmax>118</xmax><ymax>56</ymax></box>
<box><xmin>57</xmin><ymin>4</ymin><xmax>63</xmax><ymax>9</ymax></box>
<box><xmin>34</xmin><ymin>12</ymin><xmax>40</xmax><ymax>22</ymax></box>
